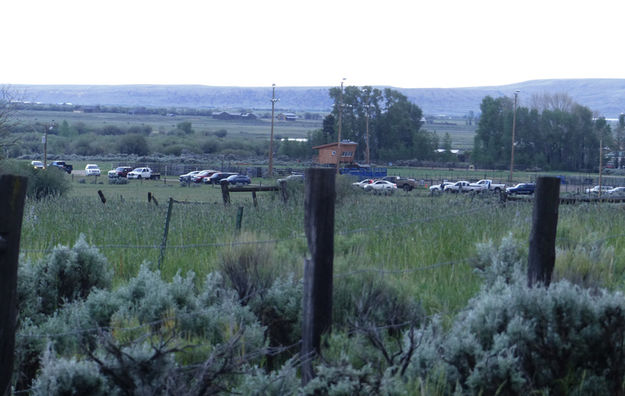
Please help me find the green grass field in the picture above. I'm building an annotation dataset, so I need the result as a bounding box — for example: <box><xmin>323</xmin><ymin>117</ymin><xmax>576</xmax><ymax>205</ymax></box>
<box><xmin>19</xmin><ymin>175</ymin><xmax>625</xmax><ymax>318</ymax></box>
<box><xmin>16</xmin><ymin>109</ymin><xmax>322</xmax><ymax>139</ymax></box>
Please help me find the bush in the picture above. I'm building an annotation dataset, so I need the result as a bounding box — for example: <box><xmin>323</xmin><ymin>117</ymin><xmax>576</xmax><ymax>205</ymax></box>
<box><xmin>219</xmin><ymin>233</ymin><xmax>275</xmax><ymax>304</ymax></box>
<box><xmin>0</xmin><ymin>160</ymin><xmax>71</xmax><ymax>199</ymax></box>
<box><xmin>407</xmin><ymin>235</ymin><xmax>625</xmax><ymax>395</ymax></box>
<box><xmin>108</xmin><ymin>177</ymin><xmax>128</xmax><ymax>185</ymax></box>
<box><xmin>21</xmin><ymin>234</ymin><xmax>113</xmax><ymax>316</ymax></box>
<box><xmin>117</xmin><ymin>134</ymin><xmax>149</xmax><ymax>155</ymax></box>
<box><xmin>32</xmin><ymin>349</ymin><xmax>108</xmax><ymax>396</ymax></box>
<box><xmin>234</xmin><ymin>360</ymin><xmax>300</xmax><ymax>395</ymax></box>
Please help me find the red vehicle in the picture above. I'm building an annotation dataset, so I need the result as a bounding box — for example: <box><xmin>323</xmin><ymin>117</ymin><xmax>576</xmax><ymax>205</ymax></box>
<box><xmin>191</xmin><ymin>169</ymin><xmax>218</xmax><ymax>183</ymax></box>
<box><xmin>108</xmin><ymin>166</ymin><xmax>133</xmax><ymax>178</ymax></box>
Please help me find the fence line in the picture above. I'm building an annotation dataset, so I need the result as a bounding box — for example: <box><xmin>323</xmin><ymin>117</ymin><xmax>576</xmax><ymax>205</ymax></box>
<box><xmin>19</xmin><ymin>204</ymin><xmax>500</xmax><ymax>254</ymax></box>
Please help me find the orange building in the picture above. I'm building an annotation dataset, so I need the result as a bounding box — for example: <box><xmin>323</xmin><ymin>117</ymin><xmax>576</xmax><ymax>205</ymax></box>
<box><xmin>312</xmin><ymin>141</ymin><xmax>357</xmax><ymax>165</ymax></box>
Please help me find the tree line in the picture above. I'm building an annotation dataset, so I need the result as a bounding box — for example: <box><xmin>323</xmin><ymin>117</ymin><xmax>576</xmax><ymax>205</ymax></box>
<box><xmin>473</xmin><ymin>93</ymin><xmax>617</xmax><ymax>172</ymax></box>
<box><xmin>310</xmin><ymin>86</ymin><xmax>439</xmax><ymax>161</ymax></box>
<box><xmin>4</xmin><ymin>85</ymin><xmax>623</xmax><ymax>171</ymax></box>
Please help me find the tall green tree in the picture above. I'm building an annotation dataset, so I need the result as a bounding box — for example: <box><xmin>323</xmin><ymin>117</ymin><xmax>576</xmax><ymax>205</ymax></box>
<box><xmin>474</xmin><ymin>94</ymin><xmax>603</xmax><ymax>171</ymax></box>
<box><xmin>0</xmin><ymin>87</ymin><xmax>19</xmax><ymax>158</ymax></box>
<box><xmin>328</xmin><ymin>85</ymin><xmax>434</xmax><ymax>161</ymax></box>
<box><xmin>473</xmin><ymin>96</ymin><xmax>513</xmax><ymax>168</ymax></box>
<box><xmin>615</xmin><ymin>114</ymin><xmax>625</xmax><ymax>168</ymax></box>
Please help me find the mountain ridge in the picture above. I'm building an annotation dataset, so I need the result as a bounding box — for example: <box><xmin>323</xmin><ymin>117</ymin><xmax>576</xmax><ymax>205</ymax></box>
<box><xmin>7</xmin><ymin>79</ymin><xmax>625</xmax><ymax>118</ymax></box>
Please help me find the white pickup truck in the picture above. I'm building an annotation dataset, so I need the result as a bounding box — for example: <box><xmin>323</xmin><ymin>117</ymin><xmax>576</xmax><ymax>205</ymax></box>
<box><xmin>126</xmin><ymin>167</ymin><xmax>161</xmax><ymax>180</ymax></box>
<box><xmin>469</xmin><ymin>179</ymin><xmax>505</xmax><ymax>192</ymax></box>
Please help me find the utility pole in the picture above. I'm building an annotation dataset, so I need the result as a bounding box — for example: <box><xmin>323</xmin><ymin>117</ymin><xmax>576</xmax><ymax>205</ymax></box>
<box><xmin>268</xmin><ymin>84</ymin><xmax>278</xmax><ymax>177</ymax></box>
<box><xmin>44</xmin><ymin>121</ymin><xmax>53</xmax><ymax>169</ymax></box>
<box><xmin>336</xmin><ymin>78</ymin><xmax>345</xmax><ymax>174</ymax></box>
<box><xmin>509</xmin><ymin>90</ymin><xmax>520</xmax><ymax>182</ymax></box>
<box><xmin>362</xmin><ymin>88</ymin><xmax>371</xmax><ymax>165</ymax></box>
<box><xmin>599</xmin><ymin>133</ymin><xmax>604</xmax><ymax>199</ymax></box>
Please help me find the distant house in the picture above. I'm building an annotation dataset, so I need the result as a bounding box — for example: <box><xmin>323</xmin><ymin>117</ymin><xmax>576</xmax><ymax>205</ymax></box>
<box><xmin>212</xmin><ymin>111</ymin><xmax>257</xmax><ymax>120</ymax></box>
<box><xmin>240</xmin><ymin>113</ymin><xmax>257</xmax><ymax>120</ymax></box>
<box><xmin>312</xmin><ymin>141</ymin><xmax>358</xmax><ymax>165</ymax></box>
<box><xmin>212</xmin><ymin>112</ymin><xmax>241</xmax><ymax>120</ymax></box>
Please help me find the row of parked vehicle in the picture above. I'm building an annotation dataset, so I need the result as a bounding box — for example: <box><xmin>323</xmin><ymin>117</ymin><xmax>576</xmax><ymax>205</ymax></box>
<box><xmin>585</xmin><ymin>185</ymin><xmax>625</xmax><ymax>195</ymax></box>
<box><xmin>108</xmin><ymin>166</ymin><xmax>161</xmax><ymax>179</ymax></box>
<box><xmin>178</xmin><ymin>170</ymin><xmax>251</xmax><ymax>185</ymax></box>
<box><xmin>428</xmin><ymin>180</ymin><xmax>536</xmax><ymax>195</ymax></box>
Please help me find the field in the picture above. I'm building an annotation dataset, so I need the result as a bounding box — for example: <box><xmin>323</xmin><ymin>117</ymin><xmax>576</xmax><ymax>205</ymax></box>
<box><xmin>16</xmin><ymin>109</ymin><xmax>322</xmax><ymax>139</ymax></box>
<box><xmin>423</xmin><ymin>120</ymin><xmax>476</xmax><ymax>149</ymax></box>
<box><xmin>19</xmin><ymin>174</ymin><xmax>625</xmax><ymax>315</ymax></box>
<box><xmin>12</xmin><ymin>171</ymin><xmax>625</xmax><ymax>394</ymax></box>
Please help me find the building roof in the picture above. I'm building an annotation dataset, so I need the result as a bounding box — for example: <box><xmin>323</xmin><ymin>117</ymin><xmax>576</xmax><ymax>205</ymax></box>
<box><xmin>312</xmin><ymin>140</ymin><xmax>358</xmax><ymax>150</ymax></box>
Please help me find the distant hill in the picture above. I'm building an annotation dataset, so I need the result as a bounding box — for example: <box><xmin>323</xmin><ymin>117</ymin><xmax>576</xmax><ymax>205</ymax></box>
<box><xmin>10</xmin><ymin>79</ymin><xmax>625</xmax><ymax>118</ymax></box>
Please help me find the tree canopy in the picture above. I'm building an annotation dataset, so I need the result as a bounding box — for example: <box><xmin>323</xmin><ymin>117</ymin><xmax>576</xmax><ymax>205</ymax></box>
<box><xmin>311</xmin><ymin>86</ymin><xmax>437</xmax><ymax>162</ymax></box>
<box><xmin>473</xmin><ymin>94</ymin><xmax>610</xmax><ymax>172</ymax></box>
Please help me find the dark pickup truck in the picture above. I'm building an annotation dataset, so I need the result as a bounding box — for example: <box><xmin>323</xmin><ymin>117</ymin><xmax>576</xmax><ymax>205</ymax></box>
<box><xmin>49</xmin><ymin>161</ymin><xmax>73</xmax><ymax>174</ymax></box>
<box><xmin>382</xmin><ymin>176</ymin><xmax>419</xmax><ymax>191</ymax></box>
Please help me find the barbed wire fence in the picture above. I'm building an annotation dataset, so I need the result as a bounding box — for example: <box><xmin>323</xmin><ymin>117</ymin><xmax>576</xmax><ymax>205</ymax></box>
<box><xmin>7</xmin><ymin>173</ymin><xmax>625</xmax><ymax>391</ymax></box>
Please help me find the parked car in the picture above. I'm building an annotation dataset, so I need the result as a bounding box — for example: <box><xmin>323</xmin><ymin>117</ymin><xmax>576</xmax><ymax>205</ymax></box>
<box><xmin>444</xmin><ymin>181</ymin><xmax>472</xmax><ymax>193</ymax></box>
<box><xmin>506</xmin><ymin>183</ymin><xmax>536</xmax><ymax>195</ymax></box>
<box><xmin>49</xmin><ymin>161</ymin><xmax>73</xmax><ymax>174</ymax></box>
<box><xmin>352</xmin><ymin>179</ymin><xmax>375</xmax><ymax>188</ymax></box>
<box><xmin>191</xmin><ymin>170</ymin><xmax>218</xmax><ymax>183</ymax></box>
<box><xmin>127</xmin><ymin>167</ymin><xmax>159</xmax><ymax>179</ymax></box>
<box><xmin>85</xmin><ymin>164</ymin><xmax>101</xmax><ymax>176</ymax></box>
<box><xmin>429</xmin><ymin>182</ymin><xmax>453</xmax><ymax>193</ymax></box>
<box><xmin>31</xmin><ymin>160</ymin><xmax>44</xmax><ymax>169</ymax></box>
<box><xmin>285</xmin><ymin>174</ymin><xmax>304</xmax><ymax>182</ymax></box>
<box><xmin>205</xmin><ymin>172</ymin><xmax>237</xmax><ymax>184</ymax></box>
<box><xmin>363</xmin><ymin>180</ymin><xmax>397</xmax><ymax>194</ymax></box>
<box><xmin>469</xmin><ymin>179</ymin><xmax>506</xmax><ymax>192</ymax></box>
<box><xmin>179</xmin><ymin>170</ymin><xmax>201</xmax><ymax>183</ymax></box>
<box><xmin>585</xmin><ymin>185</ymin><xmax>613</xmax><ymax>194</ymax></box>
<box><xmin>606</xmin><ymin>186</ymin><xmax>625</xmax><ymax>195</ymax></box>
<box><xmin>225</xmin><ymin>174</ymin><xmax>251</xmax><ymax>185</ymax></box>
<box><xmin>108</xmin><ymin>166</ymin><xmax>133</xmax><ymax>178</ymax></box>
<box><xmin>382</xmin><ymin>176</ymin><xmax>418</xmax><ymax>191</ymax></box>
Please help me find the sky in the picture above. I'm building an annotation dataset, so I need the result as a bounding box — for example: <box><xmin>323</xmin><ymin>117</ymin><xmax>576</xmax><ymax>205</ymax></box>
<box><xmin>3</xmin><ymin>0</ymin><xmax>625</xmax><ymax>89</ymax></box>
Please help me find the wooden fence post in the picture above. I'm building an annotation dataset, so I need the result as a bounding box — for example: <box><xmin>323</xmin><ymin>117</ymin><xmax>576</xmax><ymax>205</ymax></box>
<box><xmin>528</xmin><ymin>176</ymin><xmax>561</xmax><ymax>288</ymax></box>
<box><xmin>235</xmin><ymin>206</ymin><xmax>244</xmax><ymax>235</ymax></box>
<box><xmin>252</xmin><ymin>191</ymin><xmax>258</xmax><ymax>208</ymax></box>
<box><xmin>97</xmin><ymin>190</ymin><xmax>106</xmax><ymax>204</ymax></box>
<box><xmin>220</xmin><ymin>180</ymin><xmax>231</xmax><ymax>206</ymax></box>
<box><xmin>279</xmin><ymin>179</ymin><xmax>288</xmax><ymax>203</ymax></box>
<box><xmin>158</xmin><ymin>198</ymin><xmax>174</xmax><ymax>270</ymax></box>
<box><xmin>301</xmin><ymin>168</ymin><xmax>335</xmax><ymax>385</ymax></box>
<box><xmin>0</xmin><ymin>175</ymin><xmax>28</xmax><ymax>396</ymax></box>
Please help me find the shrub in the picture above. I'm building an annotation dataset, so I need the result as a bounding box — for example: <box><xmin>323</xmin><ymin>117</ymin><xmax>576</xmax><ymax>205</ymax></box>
<box><xmin>200</xmin><ymin>138</ymin><xmax>220</xmax><ymax>153</ymax></box>
<box><xmin>248</xmin><ymin>274</ymin><xmax>302</xmax><ymax>367</ymax></box>
<box><xmin>21</xmin><ymin>234</ymin><xmax>112</xmax><ymax>316</ymax></box>
<box><xmin>302</xmin><ymin>360</ymin><xmax>403</xmax><ymax>395</ymax></box>
<box><xmin>32</xmin><ymin>349</ymin><xmax>108</xmax><ymax>396</ymax></box>
<box><xmin>219</xmin><ymin>233</ymin><xmax>275</xmax><ymax>304</ymax></box>
<box><xmin>234</xmin><ymin>360</ymin><xmax>300</xmax><ymax>395</ymax></box>
<box><xmin>108</xmin><ymin>177</ymin><xmax>128</xmax><ymax>185</ymax></box>
<box><xmin>117</xmin><ymin>134</ymin><xmax>149</xmax><ymax>155</ymax></box>
<box><xmin>471</xmin><ymin>232</ymin><xmax>526</xmax><ymax>288</ymax></box>
<box><xmin>407</xmin><ymin>236</ymin><xmax>625</xmax><ymax>395</ymax></box>
<box><xmin>333</xmin><ymin>273</ymin><xmax>424</xmax><ymax>332</ymax></box>
<box><xmin>0</xmin><ymin>160</ymin><xmax>71</xmax><ymax>199</ymax></box>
